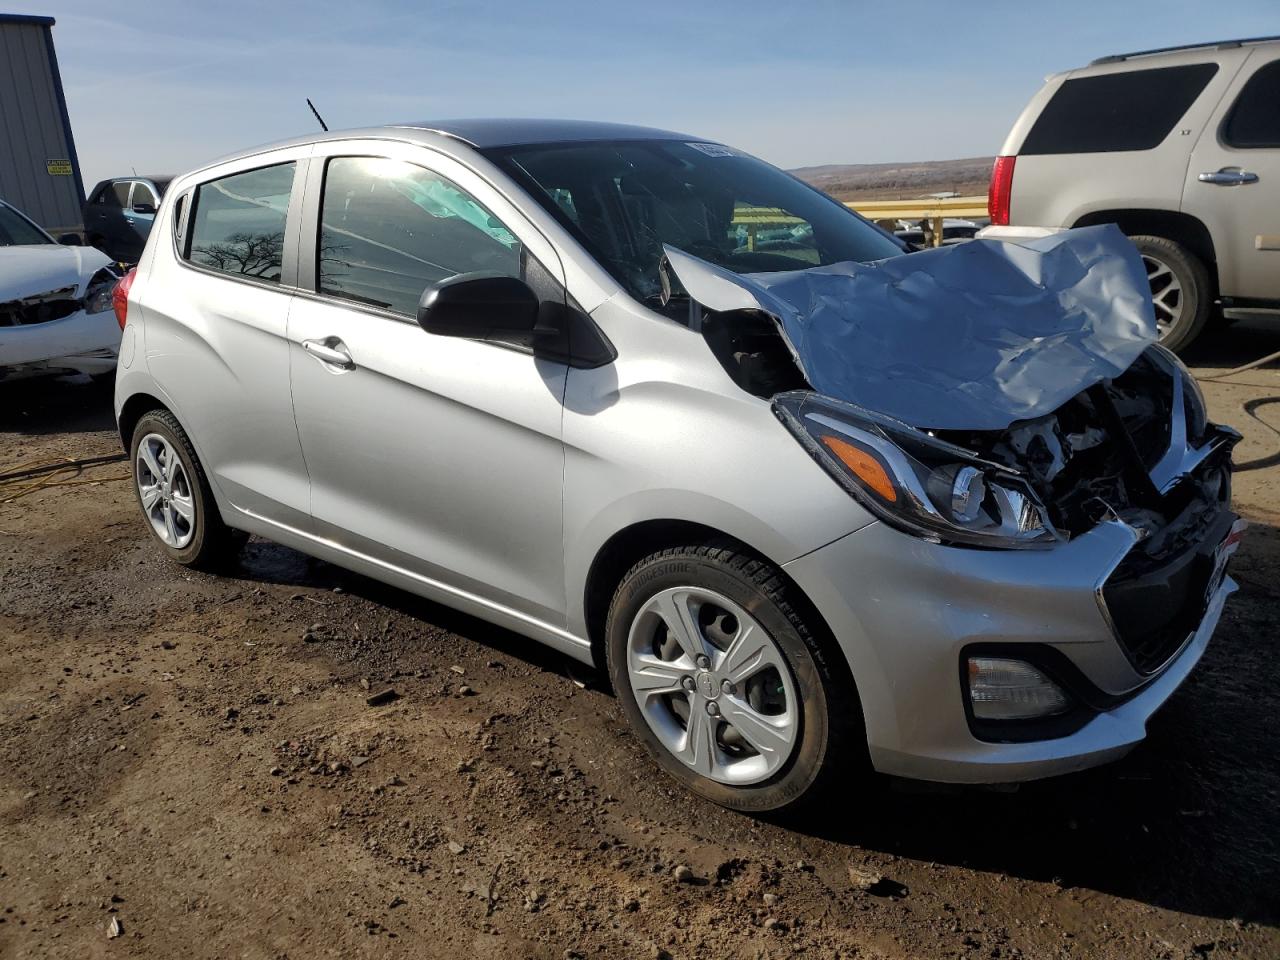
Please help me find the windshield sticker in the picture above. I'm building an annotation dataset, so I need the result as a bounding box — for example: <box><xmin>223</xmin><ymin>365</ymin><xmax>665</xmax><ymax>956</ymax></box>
<box><xmin>685</xmin><ymin>142</ymin><xmax>737</xmax><ymax>158</ymax></box>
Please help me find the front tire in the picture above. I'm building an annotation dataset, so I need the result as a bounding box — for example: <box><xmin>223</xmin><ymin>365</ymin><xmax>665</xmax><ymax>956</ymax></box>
<box><xmin>129</xmin><ymin>409</ymin><xmax>245</xmax><ymax>569</ymax></box>
<box><xmin>1130</xmin><ymin>234</ymin><xmax>1212</xmax><ymax>353</ymax></box>
<box><xmin>605</xmin><ymin>542</ymin><xmax>865</xmax><ymax>813</ymax></box>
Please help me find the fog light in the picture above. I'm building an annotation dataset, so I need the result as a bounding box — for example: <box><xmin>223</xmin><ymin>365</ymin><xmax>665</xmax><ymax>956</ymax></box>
<box><xmin>967</xmin><ymin>657</ymin><xmax>1071</xmax><ymax>721</ymax></box>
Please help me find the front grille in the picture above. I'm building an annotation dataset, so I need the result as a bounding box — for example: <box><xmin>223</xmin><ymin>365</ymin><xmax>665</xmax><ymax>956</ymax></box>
<box><xmin>0</xmin><ymin>285</ymin><xmax>80</xmax><ymax>327</ymax></box>
<box><xmin>1101</xmin><ymin>508</ymin><xmax>1234</xmax><ymax>674</ymax></box>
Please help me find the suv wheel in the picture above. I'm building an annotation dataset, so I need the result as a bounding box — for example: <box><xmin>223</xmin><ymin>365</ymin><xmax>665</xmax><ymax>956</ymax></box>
<box><xmin>605</xmin><ymin>542</ymin><xmax>865</xmax><ymax>812</ymax></box>
<box><xmin>1131</xmin><ymin>235</ymin><xmax>1212</xmax><ymax>353</ymax></box>
<box><xmin>130</xmin><ymin>409</ymin><xmax>246</xmax><ymax>569</ymax></box>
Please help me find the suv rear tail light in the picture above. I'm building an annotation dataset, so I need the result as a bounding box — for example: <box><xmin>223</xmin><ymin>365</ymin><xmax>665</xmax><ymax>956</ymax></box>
<box><xmin>988</xmin><ymin>155</ymin><xmax>1016</xmax><ymax>226</ymax></box>
<box><xmin>112</xmin><ymin>267</ymin><xmax>137</xmax><ymax>330</ymax></box>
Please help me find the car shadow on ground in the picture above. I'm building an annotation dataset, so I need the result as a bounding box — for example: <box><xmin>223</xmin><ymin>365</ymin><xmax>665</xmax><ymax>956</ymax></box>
<box><xmin>0</xmin><ymin>374</ymin><xmax>117</xmax><ymax>437</ymax></box>
<box><xmin>1183</xmin><ymin>314</ymin><xmax>1280</xmax><ymax>369</ymax></box>
<box><xmin>233</xmin><ymin>538</ymin><xmax>580</xmax><ymax>680</ymax></box>
<box><xmin>229</xmin><ymin>517</ymin><xmax>1280</xmax><ymax>928</ymax></box>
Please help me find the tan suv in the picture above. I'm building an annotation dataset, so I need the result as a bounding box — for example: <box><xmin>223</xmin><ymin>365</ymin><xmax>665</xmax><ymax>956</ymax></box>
<box><xmin>982</xmin><ymin>36</ymin><xmax>1280</xmax><ymax>351</ymax></box>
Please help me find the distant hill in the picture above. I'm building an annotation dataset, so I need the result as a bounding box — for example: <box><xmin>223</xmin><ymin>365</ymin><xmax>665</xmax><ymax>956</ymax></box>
<box><xmin>791</xmin><ymin>156</ymin><xmax>994</xmax><ymax>202</ymax></box>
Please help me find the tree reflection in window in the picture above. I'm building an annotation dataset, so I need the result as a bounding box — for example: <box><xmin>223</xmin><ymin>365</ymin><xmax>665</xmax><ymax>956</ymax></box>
<box><xmin>187</xmin><ymin>162</ymin><xmax>296</xmax><ymax>284</ymax></box>
<box><xmin>191</xmin><ymin>230</ymin><xmax>284</xmax><ymax>279</ymax></box>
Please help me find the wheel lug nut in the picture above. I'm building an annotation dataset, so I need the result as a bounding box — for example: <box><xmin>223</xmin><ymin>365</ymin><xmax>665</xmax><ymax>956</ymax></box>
<box><xmin>695</xmin><ymin>655</ymin><xmax>711</xmax><ymax>670</ymax></box>
<box><xmin>721</xmin><ymin>679</ymin><xmax>733</xmax><ymax>696</ymax></box>
<box><xmin>681</xmin><ymin>676</ymin><xmax>696</xmax><ymax>692</ymax></box>
<box><xmin>705</xmin><ymin>701</ymin><xmax>719</xmax><ymax>716</ymax></box>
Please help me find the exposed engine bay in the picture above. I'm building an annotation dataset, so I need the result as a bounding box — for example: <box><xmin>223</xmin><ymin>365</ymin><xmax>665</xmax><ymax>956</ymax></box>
<box><xmin>672</xmin><ymin>228</ymin><xmax>1240</xmax><ymax>675</ymax></box>
<box><xmin>935</xmin><ymin>349</ymin><xmax>1235</xmax><ymax>541</ymax></box>
<box><xmin>704</xmin><ymin>308</ymin><xmax>1235</xmax><ymax>543</ymax></box>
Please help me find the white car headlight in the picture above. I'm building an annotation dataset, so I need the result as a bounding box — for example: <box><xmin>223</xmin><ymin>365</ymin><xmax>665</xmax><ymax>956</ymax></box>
<box><xmin>82</xmin><ymin>267</ymin><xmax>121</xmax><ymax>315</ymax></box>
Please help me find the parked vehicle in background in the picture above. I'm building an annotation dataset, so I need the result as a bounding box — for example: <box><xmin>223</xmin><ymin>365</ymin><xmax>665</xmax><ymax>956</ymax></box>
<box><xmin>895</xmin><ymin>217</ymin><xmax>981</xmax><ymax>246</ymax></box>
<box><xmin>84</xmin><ymin>176</ymin><xmax>171</xmax><ymax>262</ymax></box>
<box><xmin>115</xmin><ymin>120</ymin><xmax>1241</xmax><ymax>812</ymax></box>
<box><xmin>0</xmin><ymin>198</ymin><xmax>120</xmax><ymax>380</ymax></box>
<box><xmin>983</xmin><ymin>36</ymin><xmax>1280</xmax><ymax>351</ymax></box>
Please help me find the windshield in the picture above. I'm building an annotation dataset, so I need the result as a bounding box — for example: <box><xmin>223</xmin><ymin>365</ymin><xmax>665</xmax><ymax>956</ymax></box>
<box><xmin>486</xmin><ymin>139</ymin><xmax>904</xmax><ymax>307</ymax></box>
<box><xmin>0</xmin><ymin>203</ymin><xmax>54</xmax><ymax>246</ymax></box>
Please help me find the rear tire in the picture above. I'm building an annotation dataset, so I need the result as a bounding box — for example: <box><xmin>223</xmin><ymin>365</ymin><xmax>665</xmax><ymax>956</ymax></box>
<box><xmin>605</xmin><ymin>542</ymin><xmax>867</xmax><ymax>813</ymax></box>
<box><xmin>1130</xmin><ymin>234</ymin><xmax>1212</xmax><ymax>353</ymax></box>
<box><xmin>129</xmin><ymin>409</ymin><xmax>245</xmax><ymax>570</ymax></box>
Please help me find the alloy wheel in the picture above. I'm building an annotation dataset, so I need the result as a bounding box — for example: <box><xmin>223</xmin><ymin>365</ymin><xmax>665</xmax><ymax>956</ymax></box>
<box><xmin>625</xmin><ymin>586</ymin><xmax>800</xmax><ymax>785</ymax></box>
<box><xmin>136</xmin><ymin>433</ymin><xmax>195</xmax><ymax>548</ymax></box>
<box><xmin>1142</xmin><ymin>252</ymin><xmax>1184</xmax><ymax>340</ymax></box>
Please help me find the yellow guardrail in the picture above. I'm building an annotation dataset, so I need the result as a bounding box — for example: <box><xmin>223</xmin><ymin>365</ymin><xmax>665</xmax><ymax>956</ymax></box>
<box><xmin>848</xmin><ymin>196</ymin><xmax>989</xmax><ymax>221</ymax></box>
<box><xmin>733</xmin><ymin>196</ymin><xmax>989</xmax><ymax>247</ymax></box>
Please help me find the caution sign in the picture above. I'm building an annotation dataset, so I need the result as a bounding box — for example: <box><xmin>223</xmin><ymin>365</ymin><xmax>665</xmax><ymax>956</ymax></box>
<box><xmin>46</xmin><ymin>159</ymin><xmax>73</xmax><ymax>176</ymax></box>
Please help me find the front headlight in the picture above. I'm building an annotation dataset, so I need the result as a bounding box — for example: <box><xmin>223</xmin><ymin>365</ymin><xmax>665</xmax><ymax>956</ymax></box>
<box><xmin>82</xmin><ymin>271</ymin><xmax>118</xmax><ymax>315</ymax></box>
<box><xmin>774</xmin><ymin>391</ymin><xmax>1060</xmax><ymax>549</ymax></box>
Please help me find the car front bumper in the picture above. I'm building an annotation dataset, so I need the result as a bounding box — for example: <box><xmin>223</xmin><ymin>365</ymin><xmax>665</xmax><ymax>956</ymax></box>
<box><xmin>0</xmin><ymin>307</ymin><xmax>120</xmax><ymax>372</ymax></box>
<box><xmin>784</xmin><ymin>517</ymin><xmax>1237</xmax><ymax>784</ymax></box>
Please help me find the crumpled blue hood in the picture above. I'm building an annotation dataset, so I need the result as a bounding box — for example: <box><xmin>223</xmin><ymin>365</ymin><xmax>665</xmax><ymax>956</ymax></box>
<box><xmin>663</xmin><ymin>224</ymin><xmax>1157</xmax><ymax>431</ymax></box>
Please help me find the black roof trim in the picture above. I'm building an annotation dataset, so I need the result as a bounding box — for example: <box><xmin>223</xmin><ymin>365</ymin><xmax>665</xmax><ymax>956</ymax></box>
<box><xmin>1091</xmin><ymin>35</ymin><xmax>1280</xmax><ymax>65</ymax></box>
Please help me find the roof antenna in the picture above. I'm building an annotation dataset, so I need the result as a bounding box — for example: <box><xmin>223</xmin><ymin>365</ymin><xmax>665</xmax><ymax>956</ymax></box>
<box><xmin>306</xmin><ymin>98</ymin><xmax>329</xmax><ymax>132</ymax></box>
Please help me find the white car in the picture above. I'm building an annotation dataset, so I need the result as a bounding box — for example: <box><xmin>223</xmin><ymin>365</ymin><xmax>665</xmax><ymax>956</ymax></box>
<box><xmin>0</xmin><ymin>198</ymin><xmax>121</xmax><ymax>380</ymax></box>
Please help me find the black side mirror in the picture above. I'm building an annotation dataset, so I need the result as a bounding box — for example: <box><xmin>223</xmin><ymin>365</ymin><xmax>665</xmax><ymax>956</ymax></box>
<box><xmin>132</xmin><ymin>202</ymin><xmax>157</xmax><ymax>215</ymax></box>
<box><xmin>417</xmin><ymin>272</ymin><xmax>539</xmax><ymax>338</ymax></box>
<box><xmin>58</xmin><ymin>233</ymin><xmax>83</xmax><ymax>246</ymax></box>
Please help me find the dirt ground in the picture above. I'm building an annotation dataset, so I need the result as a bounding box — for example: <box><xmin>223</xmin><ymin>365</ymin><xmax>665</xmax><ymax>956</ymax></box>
<box><xmin>2</xmin><ymin>322</ymin><xmax>1279</xmax><ymax>960</ymax></box>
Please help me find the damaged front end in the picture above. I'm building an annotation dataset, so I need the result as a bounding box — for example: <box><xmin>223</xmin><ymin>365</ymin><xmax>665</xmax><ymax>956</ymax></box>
<box><xmin>667</xmin><ymin>225</ymin><xmax>1241</xmax><ymax>675</ymax></box>
<box><xmin>0</xmin><ymin>257</ymin><xmax>121</xmax><ymax>376</ymax></box>
<box><xmin>0</xmin><ymin>267</ymin><xmax>117</xmax><ymax>330</ymax></box>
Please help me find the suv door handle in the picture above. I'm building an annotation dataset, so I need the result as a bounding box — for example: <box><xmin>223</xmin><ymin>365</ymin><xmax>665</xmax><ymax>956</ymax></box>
<box><xmin>1198</xmin><ymin>169</ymin><xmax>1259</xmax><ymax>186</ymax></box>
<box><xmin>302</xmin><ymin>337</ymin><xmax>355</xmax><ymax>369</ymax></box>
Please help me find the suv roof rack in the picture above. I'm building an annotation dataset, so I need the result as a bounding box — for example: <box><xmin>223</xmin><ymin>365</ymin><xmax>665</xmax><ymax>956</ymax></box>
<box><xmin>1091</xmin><ymin>35</ymin><xmax>1280</xmax><ymax>66</ymax></box>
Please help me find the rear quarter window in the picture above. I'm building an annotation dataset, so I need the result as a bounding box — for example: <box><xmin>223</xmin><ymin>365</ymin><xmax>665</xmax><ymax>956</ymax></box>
<box><xmin>1222</xmin><ymin>58</ymin><xmax>1280</xmax><ymax>148</ymax></box>
<box><xmin>1021</xmin><ymin>63</ymin><xmax>1219</xmax><ymax>155</ymax></box>
<box><xmin>185</xmin><ymin>162</ymin><xmax>296</xmax><ymax>283</ymax></box>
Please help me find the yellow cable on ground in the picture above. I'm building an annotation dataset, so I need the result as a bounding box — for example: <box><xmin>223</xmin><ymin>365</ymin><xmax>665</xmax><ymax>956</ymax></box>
<box><xmin>0</xmin><ymin>453</ymin><xmax>131</xmax><ymax>504</ymax></box>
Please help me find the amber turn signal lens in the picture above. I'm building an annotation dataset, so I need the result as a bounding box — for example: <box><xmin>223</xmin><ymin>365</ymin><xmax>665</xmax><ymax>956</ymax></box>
<box><xmin>820</xmin><ymin>434</ymin><xmax>898</xmax><ymax>503</ymax></box>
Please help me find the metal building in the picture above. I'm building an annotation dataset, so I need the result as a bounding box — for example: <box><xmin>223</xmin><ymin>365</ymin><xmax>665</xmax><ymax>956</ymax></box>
<box><xmin>0</xmin><ymin>13</ymin><xmax>84</xmax><ymax>236</ymax></box>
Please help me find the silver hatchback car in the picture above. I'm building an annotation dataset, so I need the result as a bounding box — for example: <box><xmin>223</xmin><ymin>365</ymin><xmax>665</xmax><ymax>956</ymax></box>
<box><xmin>114</xmin><ymin>120</ymin><xmax>1242</xmax><ymax>812</ymax></box>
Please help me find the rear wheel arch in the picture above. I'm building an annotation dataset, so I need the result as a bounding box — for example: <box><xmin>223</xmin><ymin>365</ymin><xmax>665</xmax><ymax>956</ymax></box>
<box><xmin>118</xmin><ymin>391</ymin><xmax>171</xmax><ymax>452</ymax></box>
<box><xmin>1073</xmin><ymin>209</ymin><xmax>1218</xmax><ymax>351</ymax></box>
<box><xmin>1072</xmin><ymin>208</ymin><xmax>1218</xmax><ymax>288</ymax></box>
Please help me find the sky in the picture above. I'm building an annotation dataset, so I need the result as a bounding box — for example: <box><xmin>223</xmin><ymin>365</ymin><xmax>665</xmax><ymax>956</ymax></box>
<box><xmin>12</xmin><ymin>0</ymin><xmax>1280</xmax><ymax>189</ymax></box>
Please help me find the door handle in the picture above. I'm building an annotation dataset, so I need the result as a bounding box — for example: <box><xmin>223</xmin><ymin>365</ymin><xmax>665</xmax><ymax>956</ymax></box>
<box><xmin>1198</xmin><ymin>169</ymin><xmax>1259</xmax><ymax>186</ymax></box>
<box><xmin>302</xmin><ymin>337</ymin><xmax>355</xmax><ymax>369</ymax></box>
